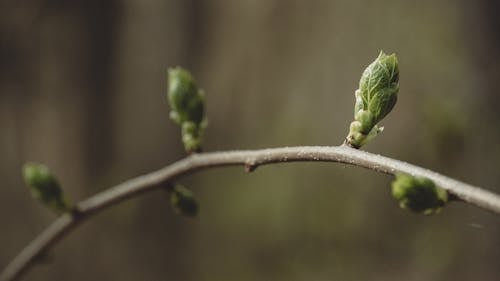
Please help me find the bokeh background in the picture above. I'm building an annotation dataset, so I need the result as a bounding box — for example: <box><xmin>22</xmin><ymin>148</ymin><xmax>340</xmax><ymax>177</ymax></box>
<box><xmin>1</xmin><ymin>0</ymin><xmax>500</xmax><ymax>280</ymax></box>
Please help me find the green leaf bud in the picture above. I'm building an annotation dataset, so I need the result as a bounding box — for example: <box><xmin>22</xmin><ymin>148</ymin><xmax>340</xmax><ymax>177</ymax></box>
<box><xmin>391</xmin><ymin>173</ymin><xmax>448</xmax><ymax>215</ymax></box>
<box><xmin>181</xmin><ymin>121</ymin><xmax>205</xmax><ymax>153</ymax></box>
<box><xmin>354</xmin><ymin>110</ymin><xmax>375</xmax><ymax>134</ymax></box>
<box><xmin>168</xmin><ymin>67</ymin><xmax>204</xmax><ymax>124</ymax></box>
<box><xmin>169</xmin><ymin>185</ymin><xmax>199</xmax><ymax>218</ymax></box>
<box><xmin>22</xmin><ymin>162</ymin><xmax>70</xmax><ymax>213</ymax></box>
<box><xmin>167</xmin><ymin>67</ymin><xmax>207</xmax><ymax>153</ymax></box>
<box><xmin>346</xmin><ymin>51</ymin><xmax>399</xmax><ymax>148</ymax></box>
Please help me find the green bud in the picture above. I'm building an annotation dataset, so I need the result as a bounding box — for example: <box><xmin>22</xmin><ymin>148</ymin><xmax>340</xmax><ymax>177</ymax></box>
<box><xmin>169</xmin><ymin>185</ymin><xmax>199</xmax><ymax>218</ymax></box>
<box><xmin>22</xmin><ymin>162</ymin><xmax>70</xmax><ymax>213</ymax></box>
<box><xmin>354</xmin><ymin>110</ymin><xmax>375</xmax><ymax>134</ymax></box>
<box><xmin>182</xmin><ymin>122</ymin><xmax>203</xmax><ymax>153</ymax></box>
<box><xmin>167</xmin><ymin>67</ymin><xmax>207</xmax><ymax>153</ymax></box>
<box><xmin>168</xmin><ymin>67</ymin><xmax>204</xmax><ymax>124</ymax></box>
<box><xmin>391</xmin><ymin>173</ymin><xmax>448</xmax><ymax>215</ymax></box>
<box><xmin>346</xmin><ymin>51</ymin><xmax>399</xmax><ymax>148</ymax></box>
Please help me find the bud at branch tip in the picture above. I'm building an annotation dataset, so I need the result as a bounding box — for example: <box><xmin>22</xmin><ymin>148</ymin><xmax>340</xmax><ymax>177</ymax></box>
<box><xmin>345</xmin><ymin>51</ymin><xmax>399</xmax><ymax>148</ymax></box>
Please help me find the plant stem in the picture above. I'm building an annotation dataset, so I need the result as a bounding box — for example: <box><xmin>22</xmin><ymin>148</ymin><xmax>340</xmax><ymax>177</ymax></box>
<box><xmin>2</xmin><ymin>145</ymin><xmax>500</xmax><ymax>281</ymax></box>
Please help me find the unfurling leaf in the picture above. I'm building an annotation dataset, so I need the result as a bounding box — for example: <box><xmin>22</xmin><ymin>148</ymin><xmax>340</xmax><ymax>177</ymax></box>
<box><xmin>346</xmin><ymin>51</ymin><xmax>399</xmax><ymax>148</ymax></box>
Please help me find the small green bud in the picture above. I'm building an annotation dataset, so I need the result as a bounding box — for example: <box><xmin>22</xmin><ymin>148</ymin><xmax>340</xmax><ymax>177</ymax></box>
<box><xmin>346</xmin><ymin>51</ymin><xmax>399</xmax><ymax>148</ymax></box>
<box><xmin>168</xmin><ymin>67</ymin><xmax>203</xmax><ymax>124</ymax></box>
<box><xmin>182</xmin><ymin>122</ymin><xmax>203</xmax><ymax>153</ymax></box>
<box><xmin>391</xmin><ymin>173</ymin><xmax>448</xmax><ymax>215</ymax></box>
<box><xmin>22</xmin><ymin>162</ymin><xmax>70</xmax><ymax>213</ymax></box>
<box><xmin>169</xmin><ymin>185</ymin><xmax>199</xmax><ymax>218</ymax></box>
<box><xmin>167</xmin><ymin>67</ymin><xmax>207</xmax><ymax>153</ymax></box>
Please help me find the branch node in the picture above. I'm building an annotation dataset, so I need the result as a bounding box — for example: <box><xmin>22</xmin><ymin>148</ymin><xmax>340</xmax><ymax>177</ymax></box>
<box><xmin>245</xmin><ymin>163</ymin><xmax>257</xmax><ymax>173</ymax></box>
<box><xmin>448</xmin><ymin>193</ymin><xmax>463</xmax><ymax>202</ymax></box>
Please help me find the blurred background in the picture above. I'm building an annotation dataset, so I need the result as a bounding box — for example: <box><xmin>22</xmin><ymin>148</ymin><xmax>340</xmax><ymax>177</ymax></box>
<box><xmin>1</xmin><ymin>0</ymin><xmax>500</xmax><ymax>280</ymax></box>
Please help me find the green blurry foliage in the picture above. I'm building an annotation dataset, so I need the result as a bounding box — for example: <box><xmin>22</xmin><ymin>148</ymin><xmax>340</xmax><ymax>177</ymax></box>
<box><xmin>391</xmin><ymin>173</ymin><xmax>448</xmax><ymax>215</ymax></box>
<box><xmin>169</xmin><ymin>185</ymin><xmax>199</xmax><ymax>218</ymax></box>
<box><xmin>22</xmin><ymin>163</ymin><xmax>70</xmax><ymax>213</ymax></box>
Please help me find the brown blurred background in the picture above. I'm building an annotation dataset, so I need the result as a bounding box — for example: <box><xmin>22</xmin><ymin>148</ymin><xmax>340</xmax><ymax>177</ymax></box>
<box><xmin>1</xmin><ymin>0</ymin><xmax>500</xmax><ymax>280</ymax></box>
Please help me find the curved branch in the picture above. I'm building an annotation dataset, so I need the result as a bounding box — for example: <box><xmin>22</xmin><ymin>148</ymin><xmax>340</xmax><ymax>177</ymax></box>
<box><xmin>2</xmin><ymin>145</ymin><xmax>500</xmax><ymax>281</ymax></box>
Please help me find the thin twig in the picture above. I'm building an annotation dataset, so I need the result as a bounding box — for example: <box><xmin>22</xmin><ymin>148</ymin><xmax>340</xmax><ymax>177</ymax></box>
<box><xmin>2</xmin><ymin>145</ymin><xmax>500</xmax><ymax>281</ymax></box>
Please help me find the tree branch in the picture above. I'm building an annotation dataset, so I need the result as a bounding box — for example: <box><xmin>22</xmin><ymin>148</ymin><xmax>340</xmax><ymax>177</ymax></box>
<box><xmin>2</xmin><ymin>145</ymin><xmax>500</xmax><ymax>281</ymax></box>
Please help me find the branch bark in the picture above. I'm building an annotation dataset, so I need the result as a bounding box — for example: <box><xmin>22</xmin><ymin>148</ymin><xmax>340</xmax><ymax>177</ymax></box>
<box><xmin>2</xmin><ymin>145</ymin><xmax>500</xmax><ymax>281</ymax></box>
